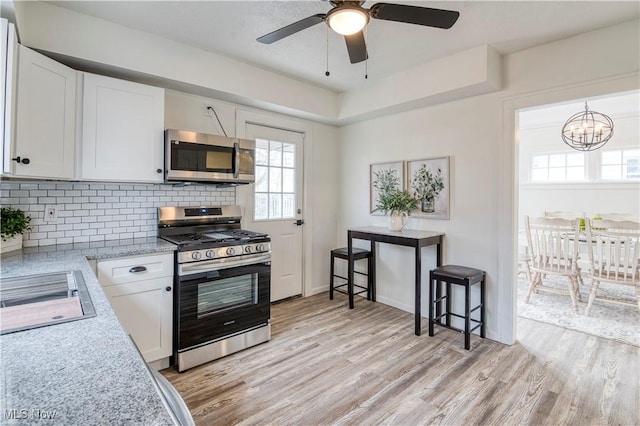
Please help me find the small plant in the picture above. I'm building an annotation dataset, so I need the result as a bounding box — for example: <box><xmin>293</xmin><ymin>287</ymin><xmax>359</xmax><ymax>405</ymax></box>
<box><xmin>374</xmin><ymin>189</ymin><xmax>418</xmax><ymax>215</ymax></box>
<box><xmin>1</xmin><ymin>207</ymin><xmax>32</xmax><ymax>241</ymax></box>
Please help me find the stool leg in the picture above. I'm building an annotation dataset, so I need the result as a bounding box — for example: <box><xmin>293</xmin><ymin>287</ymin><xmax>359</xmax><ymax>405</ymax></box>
<box><xmin>435</xmin><ymin>279</ymin><xmax>442</xmax><ymax>325</ymax></box>
<box><xmin>329</xmin><ymin>254</ymin><xmax>335</xmax><ymax>300</ymax></box>
<box><xmin>445</xmin><ymin>281</ymin><xmax>451</xmax><ymax>327</ymax></box>
<box><xmin>465</xmin><ymin>281</ymin><xmax>471</xmax><ymax>350</ymax></box>
<box><xmin>348</xmin><ymin>257</ymin><xmax>354</xmax><ymax>310</ymax></box>
<box><xmin>429</xmin><ymin>271</ymin><xmax>435</xmax><ymax>336</ymax></box>
<box><xmin>480</xmin><ymin>277</ymin><xmax>486</xmax><ymax>338</ymax></box>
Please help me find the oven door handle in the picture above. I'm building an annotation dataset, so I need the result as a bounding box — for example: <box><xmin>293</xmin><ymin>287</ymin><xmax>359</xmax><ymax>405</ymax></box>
<box><xmin>179</xmin><ymin>253</ymin><xmax>271</xmax><ymax>276</ymax></box>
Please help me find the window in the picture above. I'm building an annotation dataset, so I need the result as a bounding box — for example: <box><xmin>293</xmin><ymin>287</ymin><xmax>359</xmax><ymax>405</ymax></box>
<box><xmin>531</xmin><ymin>152</ymin><xmax>585</xmax><ymax>182</ymax></box>
<box><xmin>601</xmin><ymin>148</ymin><xmax>640</xmax><ymax>180</ymax></box>
<box><xmin>254</xmin><ymin>139</ymin><xmax>296</xmax><ymax>220</ymax></box>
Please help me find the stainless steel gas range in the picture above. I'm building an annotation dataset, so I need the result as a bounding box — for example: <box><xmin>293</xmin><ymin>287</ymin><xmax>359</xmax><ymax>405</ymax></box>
<box><xmin>158</xmin><ymin>205</ymin><xmax>271</xmax><ymax>372</ymax></box>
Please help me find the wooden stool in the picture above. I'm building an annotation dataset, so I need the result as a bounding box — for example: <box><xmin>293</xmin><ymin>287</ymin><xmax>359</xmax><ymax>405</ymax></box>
<box><xmin>330</xmin><ymin>247</ymin><xmax>373</xmax><ymax>309</ymax></box>
<box><xmin>429</xmin><ymin>265</ymin><xmax>485</xmax><ymax>350</ymax></box>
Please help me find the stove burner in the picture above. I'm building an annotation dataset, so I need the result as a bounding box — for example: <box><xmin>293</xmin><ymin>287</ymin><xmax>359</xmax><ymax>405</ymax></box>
<box><xmin>157</xmin><ymin>206</ymin><xmax>271</xmax><ymax>261</ymax></box>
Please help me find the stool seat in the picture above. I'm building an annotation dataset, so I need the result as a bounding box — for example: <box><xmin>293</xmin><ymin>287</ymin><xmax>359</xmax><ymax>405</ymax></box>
<box><xmin>331</xmin><ymin>247</ymin><xmax>371</xmax><ymax>259</ymax></box>
<box><xmin>429</xmin><ymin>264</ymin><xmax>486</xmax><ymax>350</ymax></box>
<box><xmin>431</xmin><ymin>265</ymin><xmax>484</xmax><ymax>283</ymax></box>
<box><xmin>330</xmin><ymin>247</ymin><xmax>373</xmax><ymax>309</ymax></box>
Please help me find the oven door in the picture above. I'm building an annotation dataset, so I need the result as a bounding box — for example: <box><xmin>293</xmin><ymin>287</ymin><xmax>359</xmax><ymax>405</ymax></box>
<box><xmin>176</xmin><ymin>258</ymin><xmax>270</xmax><ymax>351</ymax></box>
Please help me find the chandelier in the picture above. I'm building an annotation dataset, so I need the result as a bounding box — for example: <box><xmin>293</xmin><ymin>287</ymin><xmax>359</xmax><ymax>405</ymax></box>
<box><xmin>561</xmin><ymin>101</ymin><xmax>614</xmax><ymax>151</ymax></box>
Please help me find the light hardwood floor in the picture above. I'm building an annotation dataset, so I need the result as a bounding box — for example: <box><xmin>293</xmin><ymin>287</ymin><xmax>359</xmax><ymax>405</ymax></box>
<box><xmin>162</xmin><ymin>293</ymin><xmax>639</xmax><ymax>425</ymax></box>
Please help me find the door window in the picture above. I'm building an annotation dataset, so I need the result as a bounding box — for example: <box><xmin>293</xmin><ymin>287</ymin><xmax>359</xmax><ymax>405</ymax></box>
<box><xmin>254</xmin><ymin>139</ymin><xmax>296</xmax><ymax>220</ymax></box>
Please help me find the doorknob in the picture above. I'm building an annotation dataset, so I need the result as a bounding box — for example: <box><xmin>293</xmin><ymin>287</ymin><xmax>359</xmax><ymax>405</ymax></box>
<box><xmin>294</xmin><ymin>219</ymin><xmax>304</xmax><ymax>226</ymax></box>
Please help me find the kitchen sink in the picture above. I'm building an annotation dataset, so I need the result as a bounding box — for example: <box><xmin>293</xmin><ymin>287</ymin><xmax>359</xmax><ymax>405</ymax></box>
<box><xmin>0</xmin><ymin>270</ymin><xmax>96</xmax><ymax>334</ymax></box>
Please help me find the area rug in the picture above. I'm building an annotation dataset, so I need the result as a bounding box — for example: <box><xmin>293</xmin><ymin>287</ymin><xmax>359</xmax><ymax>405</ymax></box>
<box><xmin>517</xmin><ymin>273</ymin><xmax>640</xmax><ymax>347</ymax></box>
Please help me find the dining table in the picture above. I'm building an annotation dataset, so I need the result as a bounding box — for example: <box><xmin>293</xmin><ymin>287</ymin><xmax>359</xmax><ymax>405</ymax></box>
<box><xmin>347</xmin><ymin>226</ymin><xmax>445</xmax><ymax>336</ymax></box>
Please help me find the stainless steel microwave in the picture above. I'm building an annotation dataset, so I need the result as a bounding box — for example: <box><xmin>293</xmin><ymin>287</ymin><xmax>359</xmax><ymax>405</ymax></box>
<box><xmin>164</xmin><ymin>129</ymin><xmax>255</xmax><ymax>184</ymax></box>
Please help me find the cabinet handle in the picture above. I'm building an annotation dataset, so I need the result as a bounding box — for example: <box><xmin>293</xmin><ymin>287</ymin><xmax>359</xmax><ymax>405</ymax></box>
<box><xmin>156</xmin><ymin>168</ymin><xmax>163</xmax><ymax>174</ymax></box>
<box><xmin>165</xmin><ymin>286</ymin><xmax>172</xmax><ymax>292</ymax></box>
<box><xmin>12</xmin><ymin>156</ymin><xmax>30</xmax><ymax>165</ymax></box>
<box><xmin>129</xmin><ymin>266</ymin><xmax>148</xmax><ymax>273</ymax></box>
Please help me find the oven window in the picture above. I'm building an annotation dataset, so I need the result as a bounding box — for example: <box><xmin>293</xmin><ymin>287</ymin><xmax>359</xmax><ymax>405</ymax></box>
<box><xmin>197</xmin><ymin>274</ymin><xmax>257</xmax><ymax>318</ymax></box>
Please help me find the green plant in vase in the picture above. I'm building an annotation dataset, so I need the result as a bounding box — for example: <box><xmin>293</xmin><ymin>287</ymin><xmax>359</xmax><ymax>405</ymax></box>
<box><xmin>411</xmin><ymin>165</ymin><xmax>444</xmax><ymax>213</ymax></box>
<box><xmin>1</xmin><ymin>207</ymin><xmax>31</xmax><ymax>253</ymax></box>
<box><xmin>374</xmin><ymin>189</ymin><xmax>418</xmax><ymax>231</ymax></box>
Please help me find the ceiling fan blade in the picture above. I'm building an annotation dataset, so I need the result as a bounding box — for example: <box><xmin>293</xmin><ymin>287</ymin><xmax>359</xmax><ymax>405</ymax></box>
<box><xmin>257</xmin><ymin>14</ymin><xmax>326</xmax><ymax>44</ymax></box>
<box><xmin>344</xmin><ymin>31</ymin><xmax>368</xmax><ymax>64</ymax></box>
<box><xmin>369</xmin><ymin>3</ymin><xmax>459</xmax><ymax>29</ymax></box>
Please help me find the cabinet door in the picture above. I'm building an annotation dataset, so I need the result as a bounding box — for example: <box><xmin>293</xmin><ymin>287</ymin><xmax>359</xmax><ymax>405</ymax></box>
<box><xmin>12</xmin><ymin>45</ymin><xmax>76</xmax><ymax>179</ymax></box>
<box><xmin>82</xmin><ymin>73</ymin><xmax>164</xmax><ymax>182</ymax></box>
<box><xmin>103</xmin><ymin>277</ymin><xmax>173</xmax><ymax>362</ymax></box>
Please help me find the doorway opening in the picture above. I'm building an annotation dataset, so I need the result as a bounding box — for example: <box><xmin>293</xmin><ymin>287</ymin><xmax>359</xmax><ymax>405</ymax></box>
<box><xmin>515</xmin><ymin>89</ymin><xmax>640</xmax><ymax>346</ymax></box>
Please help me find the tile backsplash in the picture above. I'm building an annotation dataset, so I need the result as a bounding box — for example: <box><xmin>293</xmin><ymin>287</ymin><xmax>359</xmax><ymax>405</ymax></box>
<box><xmin>0</xmin><ymin>181</ymin><xmax>235</xmax><ymax>247</ymax></box>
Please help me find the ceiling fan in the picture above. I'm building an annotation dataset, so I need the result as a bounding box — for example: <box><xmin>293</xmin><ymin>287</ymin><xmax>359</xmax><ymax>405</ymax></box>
<box><xmin>256</xmin><ymin>1</ymin><xmax>460</xmax><ymax>64</ymax></box>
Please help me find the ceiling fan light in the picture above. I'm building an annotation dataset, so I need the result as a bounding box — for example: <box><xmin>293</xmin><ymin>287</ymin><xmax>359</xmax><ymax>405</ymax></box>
<box><xmin>327</xmin><ymin>7</ymin><xmax>369</xmax><ymax>36</ymax></box>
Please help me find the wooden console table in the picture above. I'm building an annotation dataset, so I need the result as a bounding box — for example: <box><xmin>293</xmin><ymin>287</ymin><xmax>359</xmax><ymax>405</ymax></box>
<box><xmin>347</xmin><ymin>226</ymin><xmax>444</xmax><ymax>336</ymax></box>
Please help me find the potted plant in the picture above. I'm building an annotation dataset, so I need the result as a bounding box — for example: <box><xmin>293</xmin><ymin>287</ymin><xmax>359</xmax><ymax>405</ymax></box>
<box><xmin>374</xmin><ymin>189</ymin><xmax>418</xmax><ymax>231</ymax></box>
<box><xmin>410</xmin><ymin>165</ymin><xmax>445</xmax><ymax>213</ymax></box>
<box><xmin>1</xmin><ymin>207</ymin><xmax>32</xmax><ymax>253</ymax></box>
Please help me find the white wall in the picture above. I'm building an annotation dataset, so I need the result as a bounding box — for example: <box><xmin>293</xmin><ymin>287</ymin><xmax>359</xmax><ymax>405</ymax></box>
<box><xmin>337</xmin><ymin>20</ymin><xmax>640</xmax><ymax>344</ymax></box>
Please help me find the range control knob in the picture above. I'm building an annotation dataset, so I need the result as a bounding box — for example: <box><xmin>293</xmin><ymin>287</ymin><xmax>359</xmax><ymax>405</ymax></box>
<box><xmin>191</xmin><ymin>252</ymin><xmax>201</xmax><ymax>260</ymax></box>
<box><xmin>226</xmin><ymin>247</ymin><xmax>236</xmax><ymax>256</ymax></box>
<box><xmin>205</xmin><ymin>250</ymin><xmax>215</xmax><ymax>258</ymax></box>
<box><xmin>255</xmin><ymin>244</ymin><xmax>264</xmax><ymax>252</ymax></box>
<box><xmin>244</xmin><ymin>245</ymin><xmax>253</xmax><ymax>253</ymax></box>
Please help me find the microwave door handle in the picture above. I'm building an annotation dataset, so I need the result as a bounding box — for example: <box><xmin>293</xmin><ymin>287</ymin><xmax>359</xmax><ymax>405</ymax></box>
<box><xmin>233</xmin><ymin>142</ymin><xmax>240</xmax><ymax>179</ymax></box>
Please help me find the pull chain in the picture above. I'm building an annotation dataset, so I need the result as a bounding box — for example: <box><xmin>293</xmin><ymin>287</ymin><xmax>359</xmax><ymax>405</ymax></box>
<box><xmin>364</xmin><ymin>27</ymin><xmax>368</xmax><ymax>79</ymax></box>
<box><xmin>325</xmin><ymin>24</ymin><xmax>330</xmax><ymax>77</ymax></box>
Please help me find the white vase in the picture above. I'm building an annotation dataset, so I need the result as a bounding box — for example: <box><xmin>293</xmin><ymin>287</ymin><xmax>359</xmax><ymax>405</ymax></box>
<box><xmin>1</xmin><ymin>234</ymin><xmax>23</xmax><ymax>253</ymax></box>
<box><xmin>388</xmin><ymin>212</ymin><xmax>407</xmax><ymax>231</ymax></box>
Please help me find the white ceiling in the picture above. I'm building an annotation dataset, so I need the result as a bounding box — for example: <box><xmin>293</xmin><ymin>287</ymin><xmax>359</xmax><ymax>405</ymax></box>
<box><xmin>45</xmin><ymin>1</ymin><xmax>639</xmax><ymax>93</ymax></box>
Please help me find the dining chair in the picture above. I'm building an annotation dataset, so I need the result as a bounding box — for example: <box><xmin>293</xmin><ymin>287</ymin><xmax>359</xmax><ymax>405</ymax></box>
<box><xmin>584</xmin><ymin>219</ymin><xmax>640</xmax><ymax>316</ymax></box>
<box><xmin>524</xmin><ymin>216</ymin><xmax>581</xmax><ymax>313</ymax></box>
<box><xmin>544</xmin><ymin>211</ymin><xmax>585</xmax><ymax>220</ymax></box>
<box><xmin>595</xmin><ymin>213</ymin><xmax>639</xmax><ymax>222</ymax></box>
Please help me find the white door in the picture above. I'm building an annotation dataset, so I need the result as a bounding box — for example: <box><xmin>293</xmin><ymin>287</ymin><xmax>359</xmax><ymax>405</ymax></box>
<box><xmin>244</xmin><ymin>123</ymin><xmax>304</xmax><ymax>302</ymax></box>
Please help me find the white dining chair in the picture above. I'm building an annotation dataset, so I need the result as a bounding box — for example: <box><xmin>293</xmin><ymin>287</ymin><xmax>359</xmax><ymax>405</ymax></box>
<box><xmin>595</xmin><ymin>213</ymin><xmax>639</xmax><ymax>222</ymax></box>
<box><xmin>524</xmin><ymin>216</ymin><xmax>582</xmax><ymax>313</ymax></box>
<box><xmin>584</xmin><ymin>219</ymin><xmax>640</xmax><ymax>316</ymax></box>
<box><xmin>544</xmin><ymin>211</ymin><xmax>585</xmax><ymax>220</ymax></box>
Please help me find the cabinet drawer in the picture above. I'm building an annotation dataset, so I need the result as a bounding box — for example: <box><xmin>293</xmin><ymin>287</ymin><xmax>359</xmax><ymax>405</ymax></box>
<box><xmin>98</xmin><ymin>253</ymin><xmax>174</xmax><ymax>287</ymax></box>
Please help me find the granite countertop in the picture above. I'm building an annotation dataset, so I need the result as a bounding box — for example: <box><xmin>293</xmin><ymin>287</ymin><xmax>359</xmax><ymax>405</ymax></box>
<box><xmin>0</xmin><ymin>238</ymin><xmax>178</xmax><ymax>425</ymax></box>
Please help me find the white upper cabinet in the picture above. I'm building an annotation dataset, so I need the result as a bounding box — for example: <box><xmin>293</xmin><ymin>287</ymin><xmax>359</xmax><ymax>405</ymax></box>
<box><xmin>81</xmin><ymin>73</ymin><xmax>164</xmax><ymax>182</ymax></box>
<box><xmin>10</xmin><ymin>45</ymin><xmax>77</xmax><ymax>179</ymax></box>
<box><xmin>1</xmin><ymin>18</ymin><xmax>17</xmax><ymax>175</ymax></box>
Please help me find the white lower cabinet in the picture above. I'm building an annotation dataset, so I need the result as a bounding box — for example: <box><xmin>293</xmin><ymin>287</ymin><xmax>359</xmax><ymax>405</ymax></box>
<box><xmin>98</xmin><ymin>253</ymin><xmax>174</xmax><ymax>364</ymax></box>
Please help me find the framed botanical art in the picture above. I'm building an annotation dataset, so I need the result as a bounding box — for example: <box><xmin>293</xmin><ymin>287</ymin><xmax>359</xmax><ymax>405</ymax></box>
<box><xmin>407</xmin><ymin>156</ymin><xmax>450</xmax><ymax>219</ymax></box>
<box><xmin>370</xmin><ymin>161</ymin><xmax>404</xmax><ymax>215</ymax></box>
